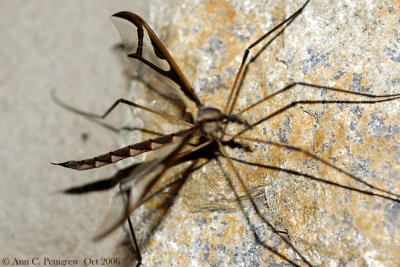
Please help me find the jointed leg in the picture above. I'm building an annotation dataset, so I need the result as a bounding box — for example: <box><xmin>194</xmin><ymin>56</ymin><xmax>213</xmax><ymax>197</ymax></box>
<box><xmin>52</xmin><ymin>91</ymin><xmax>193</xmax><ymax>127</ymax></box>
<box><xmin>216</xmin><ymin>140</ymin><xmax>313</xmax><ymax>266</ymax></box>
<box><xmin>226</xmin><ymin>133</ymin><xmax>400</xmax><ymax>201</ymax></box>
<box><xmin>127</xmin><ymin>214</ymin><xmax>142</xmax><ymax>267</ymax></box>
<box><xmin>236</xmin><ymin>82</ymin><xmax>400</xmax><ymax>117</ymax></box>
<box><xmin>223</xmin><ymin>0</ymin><xmax>311</xmax><ymax>114</ymax></box>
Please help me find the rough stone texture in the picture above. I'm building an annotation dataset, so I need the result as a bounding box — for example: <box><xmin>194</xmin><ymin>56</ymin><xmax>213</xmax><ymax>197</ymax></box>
<box><xmin>3</xmin><ymin>0</ymin><xmax>398</xmax><ymax>266</ymax></box>
<box><xmin>121</xmin><ymin>0</ymin><xmax>400</xmax><ymax>266</ymax></box>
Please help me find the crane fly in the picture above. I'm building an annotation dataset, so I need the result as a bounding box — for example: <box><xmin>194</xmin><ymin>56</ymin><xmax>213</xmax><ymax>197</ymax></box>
<box><xmin>53</xmin><ymin>0</ymin><xmax>400</xmax><ymax>265</ymax></box>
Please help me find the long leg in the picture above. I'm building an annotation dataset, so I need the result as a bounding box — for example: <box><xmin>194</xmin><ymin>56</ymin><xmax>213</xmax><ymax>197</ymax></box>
<box><xmin>237</xmin><ymin>97</ymin><xmax>400</xmax><ymax>133</ymax></box>
<box><xmin>124</xmin><ymin>188</ymin><xmax>142</xmax><ymax>267</ymax></box>
<box><xmin>226</xmin><ymin>133</ymin><xmax>400</xmax><ymax>201</ymax></box>
<box><xmin>52</xmin><ymin>91</ymin><xmax>193</xmax><ymax>127</ymax></box>
<box><xmin>235</xmin><ymin>82</ymin><xmax>400</xmax><ymax>117</ymax></box>
<box><xmin>230</xmin><ymin>156</ymin><xmax>399</xmax><ymax>203</ymax></box>
<box><xmin>121</xmin><ymin>142</ymin><xmax>210</xmax><ymax>266</ymax></box>
<box><xmin>223</xmin><ymin>0</ymin><xmax>311</xmax><ymax>114</ymax></box>
<box><xmin>126</xmin><ymin>216</ymin><xmax>142</xmax><ymax>267</ymax></box>
<box><xmin>216</xmin><ymin>140</ymin><xmax>312</xmax><ymax>266</ymax></box>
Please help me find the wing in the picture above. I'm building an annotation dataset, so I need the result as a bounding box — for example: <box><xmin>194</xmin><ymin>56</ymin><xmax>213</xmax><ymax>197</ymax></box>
<box><xmin>111</xmin><ymin>12</ymin><xmax>202</xmax><ymax>117</ymax></box>
<box><xmin>93</xmin><ymin>128</ymin><xmax>196</xmax><ymax>239</ymax></box>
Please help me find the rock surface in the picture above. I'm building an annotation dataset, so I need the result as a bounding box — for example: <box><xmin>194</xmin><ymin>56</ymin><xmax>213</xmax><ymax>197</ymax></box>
<box><xmin>122</xmin><ymin>0</ymin><xmax>400</xmax><ymax>266</ymax></box>
<box><xmin>3</xmin><ymin>0</ymin><xmax>398</xmax><ymax>266</ymax></box>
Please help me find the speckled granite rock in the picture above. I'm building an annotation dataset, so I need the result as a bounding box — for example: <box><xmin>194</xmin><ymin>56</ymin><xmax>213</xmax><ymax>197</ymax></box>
<box><xmin>120</xmin><ymin>0</ymin><xmax>400</xmax><ymax>266</ymax></box>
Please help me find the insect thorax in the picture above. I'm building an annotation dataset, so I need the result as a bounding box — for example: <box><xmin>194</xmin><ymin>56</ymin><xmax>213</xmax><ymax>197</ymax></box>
<box><xmin>196</xmin><ymin>106</ymin><xmax>224</xmax><ymax>135</ymax></box>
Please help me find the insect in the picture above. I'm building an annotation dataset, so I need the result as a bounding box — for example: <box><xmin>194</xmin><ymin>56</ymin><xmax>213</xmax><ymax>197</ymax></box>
<box><xmin>53</xmin><ymin>2</ymin><xmax>400</xmax><ymax>266</ymax></box>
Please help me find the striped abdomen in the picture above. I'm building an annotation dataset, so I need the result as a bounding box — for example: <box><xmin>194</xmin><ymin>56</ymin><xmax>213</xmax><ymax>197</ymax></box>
<box><xmin>53</xmin><ymin>128</ymin><xmax>193</xmax><ymax>171</ymax></box>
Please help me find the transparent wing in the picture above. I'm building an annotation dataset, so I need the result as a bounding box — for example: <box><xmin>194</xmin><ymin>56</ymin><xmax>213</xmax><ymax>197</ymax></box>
<box><xmin>93</xmin><ymin>156</ymin><xmax>165</xmax><ymax>240</ymax></box>
<box><xmin>93</xmin><ymin>129</ymin><xmax>195</xmax><ymax>239</ymax></box>
<box><xmin>111</xmin><ymin>12</ymin><xmax>201</xmax><ymax>117</ymax></box>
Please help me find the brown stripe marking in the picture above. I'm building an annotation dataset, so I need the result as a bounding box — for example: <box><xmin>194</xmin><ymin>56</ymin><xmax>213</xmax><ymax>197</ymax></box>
<box><xmin>54</xmin><ymin>128</ymin><xmax>193</xmax><ymax>170</ymax></box>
